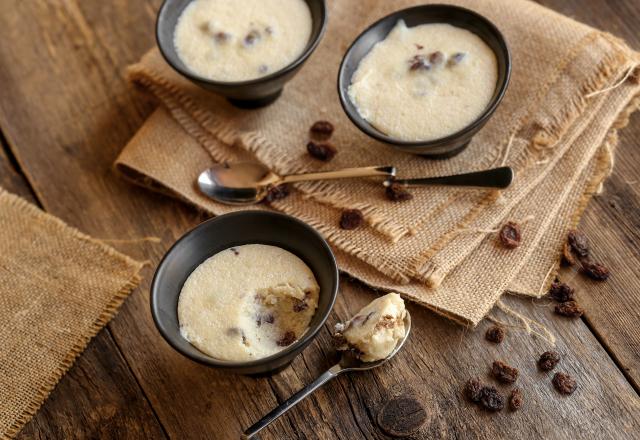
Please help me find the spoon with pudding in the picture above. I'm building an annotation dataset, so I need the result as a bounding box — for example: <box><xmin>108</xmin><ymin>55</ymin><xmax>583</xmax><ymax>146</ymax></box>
<box><xmin>198</xmin><ymin>162</ymin><xmax>514</xmax><ymax>205</ymax></box>
<box><xmin>241</xmin><ymin>309</ymin><xmax>412</xmax><ymax>440</ymax></box>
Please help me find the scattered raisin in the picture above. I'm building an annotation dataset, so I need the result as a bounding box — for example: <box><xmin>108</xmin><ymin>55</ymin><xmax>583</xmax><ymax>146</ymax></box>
<box><xmin>554</xmin><ymin>301</ymin><xmax>584</xmax><ymax>318</ymax></box>
<box><xmin>264</xmin><ymin>184</ymin><xmax>290</xmax><ymax>203</ymax></box>
<box><xmin>581</xmin><ymin>261</ymin><xmax>610</xmax><ymax>281</ymax></box>
<box><xmin>548</xmin><ymin>281</ymin><xmax>575</xmax><ymax>302</ymax></box>
<box><xmin>499</xmin><ymin>221</ymin><xmax>522</xmax><ymax>249</ymax></box>
<box><xmin>307</xmin><ymin>141</ymin><xmax>337</xmax><ymax>161</ymax></box>
<box><xmin>447</xmin><ymin>52</ymin><xmax>466</xmax><ymax>67</ymax></box>
<box><xmin>538</xmin><ymin>351</ymin><xmax>561</xmax><ymax>371</ymax></box>
<box><xmin>485</xmin><ymin>325</ymin><xmax>505</xmax><ymax>344</ymax></box>
<box><xmin>277</xmin><ymin>331</ymin><xmax>297</xmax><ymax>347</ymax></box>
<box><xmin>491</xmin><ymin>360</ymin><xmax>519</xmax><ymax>384</ymax></box>
<box><xmin>567</xmin><ymin>230</ymin><xmax>590</xmax><ymax>259</ymax></box>
<box><xmin>509</xmin><ymin>388</ymin><xmax>523</xmax><ymax>411</ymax></box>
<box><xmin>385</xmin><ymin>182</ymin><xmax>413</xmax><ymax>202</ymax></box>
<box><xmin>429</xmin><ymin>51</ymin><xmax>445</xmax><ymax>65</ymax></box>
<box><xmin>292</xmin><ymin>299</ymin><xmax>308</xmax><ymax>313</ymax></box>
<box><xmin>464</xmin><ymin>377</ymin><xmax>483</xmax><ymax>403</ymax></box>
<box><xmin>310</xmin><ymin>120</ymin><xmax>335</xmax><ymax>140</ymax></box>
<box><xmin>479</xmin><ymin>386</ymin><xmax>505</xmax><ymax>412</ymax></box>
<box><xmin>340</xmin><ymin>209</ymin><xmax>364</xmax><ymax>230</ymax></box>
<box><xmin>243</xmin><ymin>30</ymin><xmax>261</xmax><ymax>47</ymax></box>
<box><xmin>552</xmin><ymin>372</ymin><xmax>577</xmax><ymax>395</ymax></box>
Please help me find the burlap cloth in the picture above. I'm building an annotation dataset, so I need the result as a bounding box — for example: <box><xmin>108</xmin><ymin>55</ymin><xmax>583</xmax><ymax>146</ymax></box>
<box><xmin>116</xmin><ymin>0</ymin><xmax>640</xmax><ymax>324</ymax></box>
<box><xmin>0</xmin><ymin>190</ymin><xmax>143</xmax><ymax>439</ymax></box>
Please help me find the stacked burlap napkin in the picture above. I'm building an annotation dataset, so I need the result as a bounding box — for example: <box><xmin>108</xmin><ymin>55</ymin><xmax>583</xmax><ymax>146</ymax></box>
<box><xmin>0</xmin><ymin>190</ymin><xmax>143</xmax><ymax>439</ymax></box>
<box><xmin>116</xmin><ymin>0</ymin><xmax>640</xmax><ymax>325</ymax></box>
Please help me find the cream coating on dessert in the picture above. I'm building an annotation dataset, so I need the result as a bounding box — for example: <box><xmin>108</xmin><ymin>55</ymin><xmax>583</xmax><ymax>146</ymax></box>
<box><xmin>348</xmin><ymin>20</ymin><xmax>498</xmax><ymax>141</ymax></box>
<box><xmin>334</xmin><ymin>293</ymin><xmax>406</xmax><ymax>362</ymax></box>
<box><xmin>178</xmin><ymin>244</ymin><xmax>319</xmax><ymax>361</ymax></box>
<box><xmin>173</xmin><ymin>0</ymin><xmax>312</xmax><ymax>81</ymax></box>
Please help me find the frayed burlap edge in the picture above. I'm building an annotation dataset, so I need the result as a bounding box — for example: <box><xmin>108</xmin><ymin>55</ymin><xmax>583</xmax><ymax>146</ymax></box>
<box><xmin>411</xmin><ymin>35</ymin><xmax>635</xmax><ymax>287</ymax></box>
<box><xmin>507</xmin><ymin>91</ymin><xmax>640</xmax><ymax>300</ymax></box>
<box><xmin>126</xmin><ymin>66</ymin><xmax>414</xmax><ymax>242</ymax></box>
<box><xmin>0</xmin><ymin>191</ymin><xmax>144</xmax><ymax>440</ymax></box>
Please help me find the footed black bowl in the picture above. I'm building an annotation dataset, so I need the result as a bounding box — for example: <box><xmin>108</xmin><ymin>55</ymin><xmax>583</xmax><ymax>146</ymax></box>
<box><xmin>150</xmin><ymin>211</ymin><xmax>339</xmax><ymax>375</ymax></box>
<box><xmin>338</xmin><ymin>4</ymin><xmax>511</xmax><ymax>158</ymax></box>
<box><xmin>156</xmin><ymin>0</ymin><xmax>327</xmax><ymax>108</ymax></box>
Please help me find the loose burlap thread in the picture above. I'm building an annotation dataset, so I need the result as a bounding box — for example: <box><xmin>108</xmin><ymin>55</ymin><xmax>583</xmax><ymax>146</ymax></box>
<box><xmin>116</xmin><ymin>0</ymin><xmax>640</xmax><ymax>324</ymax></box>
<box><xmin>0</xmin><ymin>190</ymin><xmax>144</xmax><ymax>439</ymax></box>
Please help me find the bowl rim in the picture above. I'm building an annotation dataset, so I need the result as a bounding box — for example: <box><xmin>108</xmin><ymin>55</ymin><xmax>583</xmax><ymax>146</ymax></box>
<box><xmin>155</xmin><ymin>0</ymin><xmax>328</xmax><ymax>88</ymax></box>
<box><xmin>337</xmin><ymin>3</ymin><xmax>512</xmax><ymax>148</ymax></box>
<box><xmin>150</xmin><ymin>210</ymin><xmax>339</xmax><ymax>369</ymax></box>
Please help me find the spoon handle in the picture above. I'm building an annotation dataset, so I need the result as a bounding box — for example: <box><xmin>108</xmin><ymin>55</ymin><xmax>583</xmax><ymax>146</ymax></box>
<box><xmin>242</xmin><ymin>364</ymin><xmax>342</xmax><ymax>439</ymax></box>
<box><xmin>281</xmin><ymin>166</ymin><xmax>395</xmax><ymax>184</ymax></box>
<box><xmin>393</xmin><ymin>166</ymin><xmax>514</xmax><ymax>189</ymax></box>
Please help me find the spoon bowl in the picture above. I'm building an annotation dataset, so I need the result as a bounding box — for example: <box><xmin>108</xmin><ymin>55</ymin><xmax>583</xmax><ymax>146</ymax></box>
<box><xmin>242</xmin><ymin>311</ymin><xmax>412</xmax><ymax>439</ymax></box>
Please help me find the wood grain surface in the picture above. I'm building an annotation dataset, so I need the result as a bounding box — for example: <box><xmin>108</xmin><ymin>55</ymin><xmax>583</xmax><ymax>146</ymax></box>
<box><xmin>0</xmin><ymin>0</ymin><xmax>638</xmax><ymax>439</ymax></box>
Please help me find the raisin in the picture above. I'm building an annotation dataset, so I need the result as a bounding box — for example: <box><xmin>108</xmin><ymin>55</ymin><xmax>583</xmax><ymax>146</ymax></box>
<box><xmin>447</xmin><ymin>52</ymin><xmax>466</xmax><ymax>67</ymax></box>
<box><xmin>277</xmin><ymin>331</ymin><xmax>296</xmax><ymax>347</ymax></box>
<box><xmin>214</xmin><ymin>31</ymin><xmax>231</xmax><ymax>43</ymax></box>
<box><xmin>491</xmin><ymin>360</ymin><xmax>519</xmax><ymax>384</ymax></box>
<box><xmin>538</xmin><ymin>351</ymin><xmax>561</xmax><ymax>371</ymax></box>
<box><xmin>567</xmin><ymin>230</ymin><xmax>590</xmax><ymax>259</ymax></box>
<box><xmin>243</xmin><ymin>30</ymin><xmax>261</xmax><ymax>47</ymax></box>
<box><xmin>292</xmin><ymin>299</ymin><xmax>308</xmax><ymax>312</ymax></box>
<box><xmin>340</xmin><ymin>209</ymin><xmax>364</xmax><ymax>230</ymax></box>
<box><xmin>509</xmin><ymin>388</ymin><xmax>523</xmax><ymax>411</ymax></box>
<box><xmin>385</xmin><ymin>182</ymin><xmax>413</xmax><ymax>202</ymax></box>
<box><xmin>499</xmin><ymin>221</ymin><xmax>522</xmax><ymax>249</ymax></box>
<box><xmin>552</xmin><ymin>372</ymin><xmax>577</xmax><ymax>395</ymax></box>
<box><xmin>464</xmin><ymin>377</ymin><xmax>483</xmax><ymax>403</ymax></box>
<box><xmin>581</xmin><ymin>261</ymin><xmax>610</xmax><ymax>281</ymax></box>
<box><xmin>310</xmin><ymin>120</ymin><xmax>335</xmax><ymax>140</ymax></box>
<box><xmin>307</xmin><ymin>141</ymin><xmax>337</xmax><ymax>161</ymax></box>
<box><xmin>409</xmin><ymin>55</ymin><xmax>430</xmax><ymax>71</ymax></box>
<box><xmin>485</xmin><ymin>325</ymin><xmax>505</xmax><ymax>344</ymax></box>
<box><xmin>429</xmin><ymin>51</ymin><xmax>445</xmax><ymax>65</ymax></box>
<box><xmin>332</xmin><ymin>332</ymin><xmax>347</xmax><ymax>348</ymax></box>
<box><xmin>554</xmin><ymin>301</ymin><xmax>584</xmax><ymax>318</ymax></box>
<box><xmin>548</xmin><ymin>281</ymin><xmax>575</xmax><ymax>302</ymax></box>
<box><xmin>479</xmin><ymin>386</ymin><xmax>505</xmax><ymax>411</ymax></box>
<box><xmin>264</xmin><ymin>184</ymin><xmax>290</xmax><ymax>203</ymax></box>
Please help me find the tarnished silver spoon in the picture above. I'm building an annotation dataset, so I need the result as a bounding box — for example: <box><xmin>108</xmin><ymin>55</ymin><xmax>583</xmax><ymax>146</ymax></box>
<box><xmin>241</xmin><ymin>312</ymin><xmax>412</xmax><ymax>440</ymax></box>
<box><xmin>198</xmin><ymin>162</ymin><xmax>396</xmax><ymax>205</ymax></box>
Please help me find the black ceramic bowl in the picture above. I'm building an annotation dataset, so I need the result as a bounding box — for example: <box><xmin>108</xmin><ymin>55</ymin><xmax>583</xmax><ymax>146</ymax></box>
<box><xmin>338</xmin><ymin>4</ymin><xmax>511</xmax><ymax>158</ymax></box>
<box><xmin>150</xmin><ymin>211</ymin><xmax>339</xmax><ymax>375</ymax></box>
<box><xmin>156</xmin><ymin>0</ymin><xmax>327</xmax><ymax>108</ymax></box>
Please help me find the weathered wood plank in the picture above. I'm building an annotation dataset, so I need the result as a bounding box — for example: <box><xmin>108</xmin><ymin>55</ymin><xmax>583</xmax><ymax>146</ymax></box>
<box><xmin>0</xmin><ymin>144</ymin><xmax>167</xmax><ymax>438</ymax></box>
<box><xmin>535</xmin><ymin>0</ymin><xmax>640</xmax><ymax>390</ymax></box>
<box><xmin>0</xmin><ymin>0</ymin><xmax>638</xmax><ymax>439</ymax></box>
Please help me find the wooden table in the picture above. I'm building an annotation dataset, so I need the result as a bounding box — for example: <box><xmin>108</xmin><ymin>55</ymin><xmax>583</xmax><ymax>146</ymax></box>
<box><xmin>1</xmin><ymin>1</ymin><xmax>639</xmax><ymax>439</ymax></box>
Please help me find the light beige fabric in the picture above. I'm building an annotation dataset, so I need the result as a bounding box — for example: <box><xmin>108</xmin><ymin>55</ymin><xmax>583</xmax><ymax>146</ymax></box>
<box><xmin>0</xmin><ymin>190</ymin><xmax>143</xmax><ymax>439</ymax></box>
<box><xmin>116</xmin><ymin>0</ymin><xmax>640</xmax><ymax>324</ymax></box>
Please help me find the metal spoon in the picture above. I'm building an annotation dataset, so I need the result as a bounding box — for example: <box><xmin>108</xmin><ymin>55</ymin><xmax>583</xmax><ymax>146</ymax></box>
<box><xmin>198</xmin><ymin>162</ymin><xmax>396</xmax><ymax>205</ymax></box>
<box><xmin>242</xmin><ymin>312</ymin><xmax>412</xmax><ymax>440</ymax></box>
<box><xmin>385</xmin><ymin>166</ymin><xmax>514</xmax><ymax>190</ymax></box>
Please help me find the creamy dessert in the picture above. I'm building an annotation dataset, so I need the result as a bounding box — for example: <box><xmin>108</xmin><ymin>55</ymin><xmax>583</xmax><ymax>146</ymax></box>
<box><xmin>173</xmin><ymin>0</ymin><xmax>312</xmax><ymax>82</ymax></box>
<box><xmin>178</xmin><ymin>244</ymin><xmax>319</xmax><ymax>361</ymax></box>
<box><xmin>333</xmin><ymin>293</ymin><xmax>406</xmax><ymax>362</ymax></box>
<box><xmin>348</xmin><ymin>20</ymin><xmax>498</xmax><ymax>141</ymax></box>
